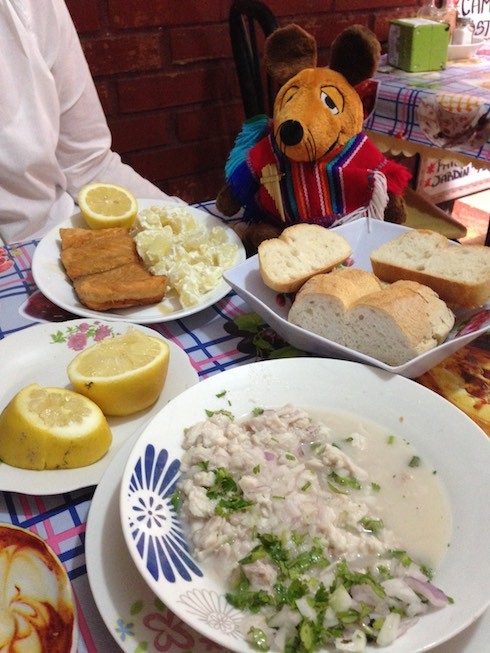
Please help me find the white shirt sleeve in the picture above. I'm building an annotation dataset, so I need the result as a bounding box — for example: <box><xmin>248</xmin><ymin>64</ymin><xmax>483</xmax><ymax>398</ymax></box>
<box><xmin>0</xmin><ymin>0</ymin><xmax>183</xmax><ymax>244</ymax></box>
<box><xmin>49</xmin><ymin>0</ymin><xmax>176</xmax><ymax>201</ymax></box>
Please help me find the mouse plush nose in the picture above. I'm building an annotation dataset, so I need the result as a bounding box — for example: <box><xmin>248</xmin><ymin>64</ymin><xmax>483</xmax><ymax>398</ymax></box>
<box><xmin>279</xmin><ymin>120</ymin><xmax>304</xmax><ymax>146</ymax></box>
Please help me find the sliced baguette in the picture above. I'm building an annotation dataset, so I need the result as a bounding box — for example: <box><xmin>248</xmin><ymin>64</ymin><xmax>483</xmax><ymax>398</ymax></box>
<box><xmin>258</xmin><ymin>224</ymin><xmax>352</xmax><ymax>293</ymax></box>
<box><xmin>370</xmin><ymin>229</ymin><xmax>490</xmax><ymax>308</ymax></box>
<box><xmin>288</xmin><ymin>268</ymin><xmax>455</xmax><ymax>366</ymax></box>
<box><xmin>288</xmin><ymin>268</ymin><xmax>383</xmax><ymax>347</ymax></box>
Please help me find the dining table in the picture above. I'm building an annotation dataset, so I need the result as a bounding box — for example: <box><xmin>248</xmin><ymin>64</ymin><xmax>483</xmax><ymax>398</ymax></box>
<box><xmin>364</xmin><ymin>46</ymin><xmax>490</xmax><ymax>244</ymax></box>
<box><xmin>365</xmin><ymin>50</ymin><xmax>490</xmax><ymax>168</ymax></box>
<box><xmin>0</xmin><ymin>201</ymin><xmax>489</xmax><ymax>653</ymax></box>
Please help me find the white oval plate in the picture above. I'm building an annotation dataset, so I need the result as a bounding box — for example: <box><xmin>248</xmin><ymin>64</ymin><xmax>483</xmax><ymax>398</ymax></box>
<box><xmin>120</xmin><ymin>358</ymin><xmax>490</xmax><ymax>653</ymax></box>
<box><xmin>31</xmin><ymin>200</ymin><xmax>246</xmax><ymax>324</ymax></box>
<box><xmin>0</xmin><ymin>319</ymin><xmax>198</xmax><ymax>493</ymax></box>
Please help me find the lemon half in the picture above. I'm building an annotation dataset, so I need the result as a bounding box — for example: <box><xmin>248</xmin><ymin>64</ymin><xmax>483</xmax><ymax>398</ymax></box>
<box><xmin>67</xmin><ymin>329</ymin><xmax>170</xmax><ymax>416</ymax></box>
<box><xmin>0</xmin><ymin>384</ymin><xmax>112</xmax><ymax>470</ymax></box>
<box><xmin>78</xmin><ymin>182</ymin><xmax>138</xmax><ymax>229</ymax></box>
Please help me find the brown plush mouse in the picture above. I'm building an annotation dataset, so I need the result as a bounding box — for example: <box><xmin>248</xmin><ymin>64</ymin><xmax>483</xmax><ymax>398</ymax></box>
<box><xmin>217</xmin><ymin>24</ymin><xmax>410</xmax><ymax>253</ymax></box>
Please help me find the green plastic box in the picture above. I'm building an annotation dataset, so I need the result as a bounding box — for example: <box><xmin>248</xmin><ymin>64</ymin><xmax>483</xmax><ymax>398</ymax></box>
<box><xmin>388</xmin><ymin>18</ymin><xmax>450</xmax><ymax>72</ymax></box>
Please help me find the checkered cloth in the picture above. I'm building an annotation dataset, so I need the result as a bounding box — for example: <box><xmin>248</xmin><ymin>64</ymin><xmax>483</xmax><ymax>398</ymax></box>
<box><xmin>366</xmin><ymin>54</ymin><xmax>490</xmax><ymax>161</ymax></box>
<box><xmin>0</xmin><ymin>202</ymin><xmax>263</xmax><ymax>652</ymax></box>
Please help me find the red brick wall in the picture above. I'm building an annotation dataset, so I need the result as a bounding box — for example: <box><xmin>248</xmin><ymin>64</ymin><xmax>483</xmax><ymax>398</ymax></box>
<box><xmin>66</xmin><ymin>0</ymin><xmax>419</xmax><ymax>203</ymax></box>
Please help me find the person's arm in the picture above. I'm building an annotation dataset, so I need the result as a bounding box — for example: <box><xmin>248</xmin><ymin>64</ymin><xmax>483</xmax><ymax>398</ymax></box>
<box><xmin>46</xmin><ymin>0</ymin><xmax>183</xmax><ymax>203</ymax></box>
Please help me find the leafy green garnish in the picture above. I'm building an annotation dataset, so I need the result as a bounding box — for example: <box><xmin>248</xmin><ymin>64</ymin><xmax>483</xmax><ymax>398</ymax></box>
<box><xmin>359</xmin><ymin>517</ymin><xmax>384</xmax><ymax>533</ymax></box>
<box><xmin>248</xmin><ymin>626</ymin><xmax>269</xmax><ymax>651</ymax></box>
<box><xmin>388</xmin><ymin>549</ymin><xmax>413</xmax><ymax>567</ymax></box>
<box><xmin>206</xmin><ymin>467</ymin><xmax>252</xmax><ymax>516</ymax></box>
<box><xmin>169</xmin><ymin>488</ymin><xmax>182</xmax><ymax>512</ymax></box>
<box><xmin>205</xmin><ymin>408</ymin><xmax>234</xmax><ymax>420</ymax></box>
<box><xmin>215</xmin><ymin>496</ymin><xmax>253</xmax><ymax>516</ymax></box>
<box><xmin>328</xmin><ymin>470</ymin><xmax>361</xmax><ymax>490</ymax></box>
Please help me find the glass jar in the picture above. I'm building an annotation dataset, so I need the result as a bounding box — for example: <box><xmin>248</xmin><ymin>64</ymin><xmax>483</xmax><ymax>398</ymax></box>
<box><xmin>452</xmin><ymin>17</ymin><xmax>475</xmax><ymax>45</ymax></box>
<box><xmin>417</xmin><ymin>0</ymin><xmax>444</xmax><ymax>21</ymax></box>
<box><xmin>441</xmin><ymin>0</ymin><xmax>458</xmax><ymax>38</ymax></box>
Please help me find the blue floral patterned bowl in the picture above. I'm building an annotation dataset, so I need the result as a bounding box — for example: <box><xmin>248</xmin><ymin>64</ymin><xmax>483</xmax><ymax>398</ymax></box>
<box><xmin>119</xmin><ymin>357</ymin><xmax>490</xmax><ymax>653</ymax></box>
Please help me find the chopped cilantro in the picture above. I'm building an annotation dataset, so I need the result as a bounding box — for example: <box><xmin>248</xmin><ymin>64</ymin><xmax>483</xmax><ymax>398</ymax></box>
<box><xmin>359</xmin><ymin>516</ymin><xmax>384</xmax><ymax>533</ymax></box>
<box><xmin>248</xmin><ymin>626</ymin><xmax>269</xmax><ymax>651</ymax></box>
<box><xmin>169</xmin><ymin>488</ymin><xmax>182</xmax><ymax>512</ymax></box>
<box><xmin>206</xmin><ymin>467</ymin><xmax>252</xmax><ymax>516</ymax></box>
<box><xmin>205</xmin><ymin>408</ymin><xmax>234</xmax><ymax>420</ymax></box>
<box><xmin>328</xmin><ymin>470</ymin><xmax>361</xmax><ymax>490</ymax></box>
<box><xmin>215</xmin><ymin>496</ymin><xmax>253</xmax><ymax>515</ymax></box>
<box><xmin>388</xmin><ymin>549</ymin><xmax>413</xmax><ymax>567</ymax></box>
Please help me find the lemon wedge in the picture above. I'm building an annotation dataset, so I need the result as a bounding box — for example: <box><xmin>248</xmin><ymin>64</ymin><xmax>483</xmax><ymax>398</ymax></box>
<box><xmin>78</xmin><ymin>182</ymin><xmax>138</xmax><ymax>229</ymax></box>
<box><xmin>0</xmin><ymin>384</ymin><xmax>112</xmax><ymax>470</ymax></box>
<box><xmin>67</xmin><ymin>329</ymin><xmax>170</xmax><ymax>416</ymax></box>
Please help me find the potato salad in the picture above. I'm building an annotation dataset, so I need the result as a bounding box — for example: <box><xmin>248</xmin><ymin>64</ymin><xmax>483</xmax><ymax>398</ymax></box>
<box><xmin>131</xmin><ymin>205</ymin><xmax>238</xmax><ymax>308</ymax></box>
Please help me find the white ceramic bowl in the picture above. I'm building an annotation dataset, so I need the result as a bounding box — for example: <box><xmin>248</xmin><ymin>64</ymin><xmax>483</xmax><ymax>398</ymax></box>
<box><xmin>120</xmin><ymin>357</ymin><xmax>490</xmax><ymax>653</ymax></box>
<box><xmin>223</xmin><ymin>219</ymin><xmax>490</xmax><ymax>378</ymax></box>
<box><xmin>448</xmin><ymin>37</ymin><xmax>485</xmax><ymax>60</ymax></box>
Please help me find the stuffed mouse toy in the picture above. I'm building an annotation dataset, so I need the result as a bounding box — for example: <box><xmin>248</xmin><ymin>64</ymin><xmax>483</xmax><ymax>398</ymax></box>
<box><xmin>216</xmin><ymin>24</ymin><xmax>411</xmax><ymax>253</ymax></box>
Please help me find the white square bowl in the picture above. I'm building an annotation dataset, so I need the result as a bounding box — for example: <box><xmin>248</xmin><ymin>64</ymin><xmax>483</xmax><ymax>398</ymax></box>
<box><xmin>223</xmin><ymin>219</ymin><xmax>490</xmax><ymax>378</ymax></box>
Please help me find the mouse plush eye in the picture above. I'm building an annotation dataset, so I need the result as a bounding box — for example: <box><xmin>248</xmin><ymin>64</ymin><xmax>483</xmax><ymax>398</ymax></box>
<box><xmin>320</xmin><ymin>86</ymin><xmax>344</xmax><ymax>115</ymax></box>
<box><xmin>321</xmin><ymin>91</ymin><xmax>339</xmax><ymax>114</ymax></box>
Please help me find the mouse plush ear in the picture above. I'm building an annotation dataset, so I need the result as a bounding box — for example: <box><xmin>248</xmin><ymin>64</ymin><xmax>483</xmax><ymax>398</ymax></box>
<box><xmin>329</xmin><ymin>25</ymin><xmax>381</xmax><ymax>88</ymax></box>
<box><xmin>264</xmin><ymin>24</ymin><xmax>317</xmax><ymax>87</ymax></box>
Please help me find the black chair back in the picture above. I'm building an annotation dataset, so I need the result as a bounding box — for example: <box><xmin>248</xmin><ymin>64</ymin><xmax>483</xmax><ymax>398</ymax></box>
<box><xmin>229</xmin><ymin>0</ymin><xmax>278</xmax><ymax>119</ymax></box>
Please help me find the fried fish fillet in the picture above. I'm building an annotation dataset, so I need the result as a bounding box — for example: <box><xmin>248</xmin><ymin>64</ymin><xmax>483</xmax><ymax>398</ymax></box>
<box><xmin>73</xmin><ymin>263</ymin><xmax>167</xmax><ymax>311</ymax></box>
<box><xmin>59</xmin><ymin>227</ymin><xmax>166</xmax><ymax>311</ymax></box>
<box><xmin>60</xmin><ymin>227</ymin><xmax>139</xmax><ymax>278</ymax></box>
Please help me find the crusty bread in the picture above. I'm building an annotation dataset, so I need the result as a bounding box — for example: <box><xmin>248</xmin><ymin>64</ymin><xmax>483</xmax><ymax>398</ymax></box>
<box><xmin>370</xmin><ymin>229</ymin><xmax>490</xmax><ymax>308</ymax></box>
<box><xmin>258</xmin><ymin>224</ymin><xmax>352</xmax><ymax>293</ymax></box>
<box><xmin>288</xmin><ymin>268</ymin><xmax>455</xmax><ymax>366</ymax></box>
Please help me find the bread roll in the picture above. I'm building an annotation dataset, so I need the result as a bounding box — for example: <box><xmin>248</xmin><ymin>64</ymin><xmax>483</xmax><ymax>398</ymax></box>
<box><xmin>258</xmin><ymin>224</ymin><xmax>352</xmax><ymax>293</ymax></box>
<box><xmin>370</xmin><ymin>229</ymin><xmax>490</xmax><ymax>308</ymax></box>
<box><xmin>288</xmin><ymin>268</ymin><xmax>455</xmax><ymax>366</ymax></box>
<box><xmin>288</xmin><ymin>268</ymin><xmax>383</xmax><ymax>347</ymax></box>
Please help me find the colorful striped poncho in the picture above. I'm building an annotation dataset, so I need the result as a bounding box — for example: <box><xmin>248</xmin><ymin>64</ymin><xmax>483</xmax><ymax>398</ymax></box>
<box><xmin>225</xmin><ymin>116</ymin><xmax>410</xmax><ymax>227</ymax></box>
